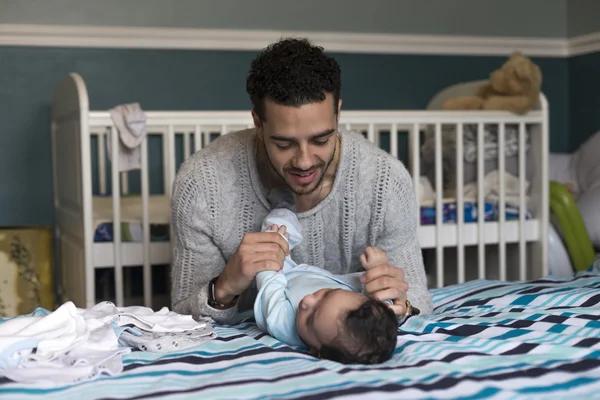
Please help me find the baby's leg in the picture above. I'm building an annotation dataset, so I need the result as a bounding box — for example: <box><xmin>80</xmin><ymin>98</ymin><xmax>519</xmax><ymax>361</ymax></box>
<box><xmin>360</xmin><ymin>246</ymin><xmax>388</xmax><ymax>270</ymax></box>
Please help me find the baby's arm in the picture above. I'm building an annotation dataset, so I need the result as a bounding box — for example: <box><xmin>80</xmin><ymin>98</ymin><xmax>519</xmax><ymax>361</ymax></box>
<box><xmin>253</xmin><ymin>224</ymin><xmax>303</xmax><ymax>346</ymax></box>
<box><xmin>254</xmin><ymin>270</ymin><xmax>302</xmax><ymax>346</ymax></box>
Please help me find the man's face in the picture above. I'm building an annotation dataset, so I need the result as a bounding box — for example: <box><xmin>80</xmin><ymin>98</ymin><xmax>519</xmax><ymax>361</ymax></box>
<box><xmin>254</xmin><ymin>94</ymin><xmax>341</xmax><ymax>196</ymax></box>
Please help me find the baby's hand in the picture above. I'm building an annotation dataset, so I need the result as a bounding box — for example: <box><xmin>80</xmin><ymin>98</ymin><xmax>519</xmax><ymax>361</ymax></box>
<box><xmin>266</xmin><ymin>224</ymin><xmax>290</xmax><ymax>240</ymax></box>
<box><xmin>360</xmin><ymin>246</ymin><xmax>388</xmax><ymax>270</ymax></box>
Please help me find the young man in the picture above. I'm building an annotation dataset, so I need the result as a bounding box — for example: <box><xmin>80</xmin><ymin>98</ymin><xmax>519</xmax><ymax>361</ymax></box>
<box><xmin>170</xmin><ymin>37</ymin><xmax>432</xmax><ymax>326</ymax></box>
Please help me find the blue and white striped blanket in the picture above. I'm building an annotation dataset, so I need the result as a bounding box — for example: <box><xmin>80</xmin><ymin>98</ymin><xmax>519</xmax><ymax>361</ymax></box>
<box><xmin>1</xmin><ymin>271</ymin><xmax>600</xmax><ymax>399</ymax></box>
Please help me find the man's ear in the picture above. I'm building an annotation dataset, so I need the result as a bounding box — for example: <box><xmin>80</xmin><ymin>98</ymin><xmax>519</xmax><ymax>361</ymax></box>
<box><xmin>251</xmin><ymin>109</ymin><xmax>263</xmax><ymax>139</ymax></box>
<box><xmin>336</xmin><ymin>99</ymin><xmax>342</xmax><ymax>123</ymax></box>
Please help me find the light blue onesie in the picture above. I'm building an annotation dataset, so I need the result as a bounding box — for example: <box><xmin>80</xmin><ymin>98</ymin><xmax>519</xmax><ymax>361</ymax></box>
<box><xmin>253</xmin><ymin>208</ymin><xmax>366</xmax><ymax>348</ymax></box>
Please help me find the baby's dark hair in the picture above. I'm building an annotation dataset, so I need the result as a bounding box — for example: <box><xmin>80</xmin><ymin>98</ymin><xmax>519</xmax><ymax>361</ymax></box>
<box><xmin>246</xmin><ymin>37</ymin><xmax>342</xmax><ymax>122</ymax></box>
<box><xmin>319</xmin><ymin>298</ymin><xmax>398</xmax><ymax>365</ymax></box>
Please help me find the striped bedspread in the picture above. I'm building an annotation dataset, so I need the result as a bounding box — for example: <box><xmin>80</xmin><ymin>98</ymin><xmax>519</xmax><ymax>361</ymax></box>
<box><xmin>2</xmin><ymin>271</ymin><xmax>600</xmax><ymax>399</ymax></box>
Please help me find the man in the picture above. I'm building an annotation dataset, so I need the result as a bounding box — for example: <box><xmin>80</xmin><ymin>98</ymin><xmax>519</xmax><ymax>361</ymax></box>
<box><xmin>170</xmin><ymin>37</ymin><xmax>432</xmax><ymax>325</ymax></box>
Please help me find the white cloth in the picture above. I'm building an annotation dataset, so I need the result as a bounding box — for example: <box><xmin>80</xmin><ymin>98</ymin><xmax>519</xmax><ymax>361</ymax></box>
<box><xmin>463</xmin><ymin>124</ymin><xmax>529</xmax><ymax>163</ymax></box>
<box><xmin>0</xmin><ymin>301</ymin><xmax>216</xmax><ymax>385</ymax></box>
<box><xmin>420</xmin><ymin>170</ymin><xmax>530</xmax><ymax>207</ymax></box>
<box><xmin>421</xmin><ymin>124</ymin><xmax>530</xmax><ymax>166</ymax></box>
<box><xmin>107</xmin><ymin>102</ymin><xmax>147</xmax><ymax>172</ymax></box>
<box><xmin>464</xmin><ymin>170</ymin><xmax>530</xmax><ymax>206</ymax></box>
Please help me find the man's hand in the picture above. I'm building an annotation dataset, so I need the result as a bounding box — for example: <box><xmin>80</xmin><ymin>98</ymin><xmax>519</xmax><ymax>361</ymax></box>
<box><xmin>360</xmin><ymin>246</ymin><xmax>409</xmax><ymax>316</ymax></box>
<box><xmin>214</xmin><ymin>225</ymin><xmax>290</xmax><ymax>304</ymax></box>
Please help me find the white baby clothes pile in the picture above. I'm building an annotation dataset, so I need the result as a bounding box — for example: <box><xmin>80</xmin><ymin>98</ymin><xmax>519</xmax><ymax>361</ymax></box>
<box><xmin>81</xmin><ymin>301</ymin><xmax>216</xmax><ymax>353</ymax></box>
<box><xmin>0</xmin><ymin>301</ymin><xmax>216</xmax><ymax>386</ymax></box>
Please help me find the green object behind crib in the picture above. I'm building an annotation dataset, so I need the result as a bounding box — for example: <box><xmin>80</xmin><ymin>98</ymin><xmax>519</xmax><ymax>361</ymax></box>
<box><xmin>549</xmin><ymin>181</ymin><xmax>596</xmax><ymax>271</ymax></box>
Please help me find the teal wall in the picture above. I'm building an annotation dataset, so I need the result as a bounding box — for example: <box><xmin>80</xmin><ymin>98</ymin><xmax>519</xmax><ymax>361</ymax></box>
<box><xmin>567</xmin><ymin>0</ymin><xmax>600</xmax><ymax>152</ymax></box>
<box><xmin>2</xmin><ymin>0</ymin><xmax>568</xmax><ymax>37</ymax></box>
<box><xmin>0</xmin><ymin>46</ymin><xmax>569</xmax><ymax>227</ymax></box>
<box><xmin>568</xmin><ymin>52</ymin><xmax>600</xmax><ymax>152</ymax></box>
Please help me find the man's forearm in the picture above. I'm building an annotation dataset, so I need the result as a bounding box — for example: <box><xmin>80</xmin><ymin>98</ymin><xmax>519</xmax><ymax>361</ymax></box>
<box><xmin>214</xmin><ymin>275</ymin><xmax>238</xmax><ymax>305</ymax></box>
<box><xmin>173</xmin><ymin>282</ymin><xmax>240</xmax><ymax>325</ymax></box>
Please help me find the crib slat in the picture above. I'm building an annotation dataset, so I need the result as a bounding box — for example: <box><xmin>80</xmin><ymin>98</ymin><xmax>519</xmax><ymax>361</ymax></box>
<box><xmin>121</xmin><ymin>172</ymin><xmax>129</xmax><ymax>195</ymax></box>
<box><xmin>98</xmin><ymin>131</ymin><xmax>107</xmax><ymax>195</ymax></box>
<box><xmin>435</xmin><ymin>123</ymin><xmax>444</xmax><ymax>288</ymax></box>
<box><xmin>367</xmin><ymin>123</ymin><xmax>376</xmax><ymax>147</ymax></box>
<box><xmin>110</xmin><ymin>125</ymin><xmax>124</xmax><ymax>307</ymax></box>
<box><xmin>411</xmin><ymin>123</ymin><xmax>420</xmax><ymax>217</ymax></box>
<box><xmin>167</xmin><ymin>125</ymin><xmax>176</xmax><ymax>197</ymax></box>
<box><xmin>184</xmin><ymin>131</ymin><xmax>191</xmax><ymax>160</ymax></box>
<box><xmin>390</xmin><ymin>123</ymin><xmax>398</xmax><ymax>158</ymax></box>
<box><xmin>162</xmin><ymin>129</ymin><xmax>169</xmax><ymax>197</ymax></box>
<box><xmin>477</xmin><ymin>123</ymin><xmax>485</xmax><ymax>280</ymax></box>
<box><xmin>194</xmin><ymin>126</ymin><xmax>201</xmax><ymax>153</ymax></box>
<box><xmin>141</xmin><ymin>137</ymin><xmax>152</xmax><ymax>309</ymax></box>
<box><xmin>519</xmin><ymin>122</ymin><xmax>527</xmax><ymax>280</ymax></box>
<box><xmin>498</xmin><ymin>123</ymin><xmax>506</xmax><ymax>281</ymax></box>
<box><xmin>456</xmin><ymin>123</ymin><xmax>465</xmax><ymax>284</ymax></box>
<box><xmin>203</xmin><ymin>129</ymin><xmax>211</xmax><ymax>149</ymax></box>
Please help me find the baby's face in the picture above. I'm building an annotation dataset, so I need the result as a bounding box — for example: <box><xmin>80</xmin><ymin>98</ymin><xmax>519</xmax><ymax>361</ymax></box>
<box><xmin>296</xmin><ymin>288</ymin><xmax>366</xmax><ymax>351</ymax></box>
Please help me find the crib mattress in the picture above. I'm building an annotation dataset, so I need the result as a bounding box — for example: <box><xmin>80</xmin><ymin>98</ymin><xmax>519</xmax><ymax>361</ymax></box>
<box><xmin>91</xmin><ymin>195</ymin><xmax>531</xmax><ymax>243</ymax></box>
<box><xmin>420</xmin><ymin>198</ymin><xmax>531</xmax><ymax>225</ymax></box>
<box><xmin>92</xmin><ymin>195</ymin><xmax>170</xmax><ymax>243</ymax></box>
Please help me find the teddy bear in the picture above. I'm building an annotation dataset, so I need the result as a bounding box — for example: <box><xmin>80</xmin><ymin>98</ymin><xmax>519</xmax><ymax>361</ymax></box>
<box><xmin>442</xmin><ymin>51</ymin><xmax>542</xmax><ymax>114</ymax></box>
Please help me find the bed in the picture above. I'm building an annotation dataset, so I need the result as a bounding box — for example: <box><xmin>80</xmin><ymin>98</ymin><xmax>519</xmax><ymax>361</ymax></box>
<box><xmin>2</xmin><ymin>268</ymin><xmax>599</xmax><ymax>399</ymax></box>
<box><xmin>49</xmin><ymin>73</ymin><xmax>549</xmax><ymax>311</ymax></box>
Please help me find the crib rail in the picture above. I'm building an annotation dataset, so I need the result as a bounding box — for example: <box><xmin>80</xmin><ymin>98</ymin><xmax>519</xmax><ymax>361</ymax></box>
<box><xmin>80</xmin><ymin>108</ymin><xmax>548</xmax><ymax>308</ymax></box>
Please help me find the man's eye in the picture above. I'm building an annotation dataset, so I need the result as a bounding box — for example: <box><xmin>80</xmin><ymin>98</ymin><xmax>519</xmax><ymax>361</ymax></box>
<box><xmin>275</xmin><ymin>143</ymin><xmax>291</xmax><ymax>150</ymax></box>
<box><xmin>313</xmin><ymin>136</ymin><xmax>332</xmax><ymax>146</ymax></box>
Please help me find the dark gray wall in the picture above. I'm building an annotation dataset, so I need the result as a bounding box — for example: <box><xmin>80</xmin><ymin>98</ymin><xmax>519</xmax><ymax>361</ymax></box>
<box><xmin>2</xmin><ymin>0</ymin><xmax>568</xmax><ymax>37</ymax></box>
<box><xmin>567</xmin><ymin>0</ymin><xmax>600</xmax><ymax>37</ymax></box>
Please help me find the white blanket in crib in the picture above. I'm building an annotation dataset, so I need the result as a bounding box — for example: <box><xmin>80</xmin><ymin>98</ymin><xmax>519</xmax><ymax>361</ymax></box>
<box><xmin>420</xmin><ymin>170</ymin><xmax>530</xmax><ymax>206</ymax></box>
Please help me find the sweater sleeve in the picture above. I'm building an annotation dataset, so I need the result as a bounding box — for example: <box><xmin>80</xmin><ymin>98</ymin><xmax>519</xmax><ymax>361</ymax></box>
<box><xmin>376</xmin><ymin>159</ymin><xmax>434</xmax><ymax>316</ymax></box>
<box><xmin>170</xmin><ymin>168</ymin><xmax>240</xmax><ymax>325</ymax></box>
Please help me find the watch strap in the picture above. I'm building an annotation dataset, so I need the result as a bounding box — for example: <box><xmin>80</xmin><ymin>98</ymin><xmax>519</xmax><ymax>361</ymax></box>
<box><xmin>208</xmin><ymin>277</ymin><xmax>238</xmax><ymax>309</ymax></box>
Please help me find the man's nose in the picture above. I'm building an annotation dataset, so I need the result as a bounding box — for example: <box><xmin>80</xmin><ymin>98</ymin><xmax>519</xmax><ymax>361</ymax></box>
<box><xmin>293</xmin><ymin>145</ymin><xmax>314</xmax><ymax>170</ymax></box>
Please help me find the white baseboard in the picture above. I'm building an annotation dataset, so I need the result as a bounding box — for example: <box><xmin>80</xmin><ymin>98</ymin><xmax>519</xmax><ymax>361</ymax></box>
<box><xmin>0</xmin><ymin>24</ymin><xmax>598</xmax><ymax>58</ymax></box>
<box><xmin>568</xmin><ymin>31</ymin><xmax>600</xmax><ymax>57</ymax></box>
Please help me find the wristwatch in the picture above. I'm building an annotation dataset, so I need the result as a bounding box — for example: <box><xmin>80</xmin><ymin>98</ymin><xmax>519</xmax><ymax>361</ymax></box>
<box><xmin>405</xmin><ymin>300</ymin><xmax>420</xmax><ymax>316</ymax></box>
<box><xmin>208</xmin><ymin>277</ymin><xmax>238</xmax><ymax>309</ymax></box>
<box><xmin>398</xmin><ymin>300</ymin><xmax>420</xmax><ymax>325</ymax></box>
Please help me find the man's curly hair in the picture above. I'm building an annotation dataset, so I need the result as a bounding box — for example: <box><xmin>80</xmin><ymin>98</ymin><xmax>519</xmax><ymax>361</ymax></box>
<box><xmin>319</xmin><ymin>298</ymin><xmax>399</xmax><ymax>365</ymax></box>
<box><xmin>246</xmin><ymin>37</ymin><xmax>342</xmax><ymax>121</ymax></box>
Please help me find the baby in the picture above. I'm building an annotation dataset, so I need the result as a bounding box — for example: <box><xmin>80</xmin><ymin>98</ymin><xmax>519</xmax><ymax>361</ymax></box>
<box><xmin>253</xmin><ymin>190</ymin><xmax>399</xmax><ymax>365</ymax></box>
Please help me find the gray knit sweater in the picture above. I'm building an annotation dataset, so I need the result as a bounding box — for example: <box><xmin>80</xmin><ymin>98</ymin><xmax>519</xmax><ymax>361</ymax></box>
<box><xmin>170</xmin><ymin>128</ymin><xmax>433</xmax><ymax>325</ymax></box>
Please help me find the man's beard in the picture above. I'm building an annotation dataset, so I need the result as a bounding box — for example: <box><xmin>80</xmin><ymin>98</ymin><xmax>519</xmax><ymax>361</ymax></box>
<box><xmin>263</xmin><ymin>141</ymin><xmax>337</xmax><ymax>197</ymax></box>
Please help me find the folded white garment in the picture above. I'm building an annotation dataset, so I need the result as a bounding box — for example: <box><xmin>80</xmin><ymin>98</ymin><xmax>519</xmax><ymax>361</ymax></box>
<box><xmin>420</xmin><ymin>170</ymin><xmax>530</xmax><ymax>207</ymax></box>
<box><xmin>106</xmin><ymin>102</ymin><xmax>147</xmax><ymax>172</ymax></box>
<box><xmin>0</xmin><ymin>301</ymin><xmax>216</xmax><ymax>386</ymax></box>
